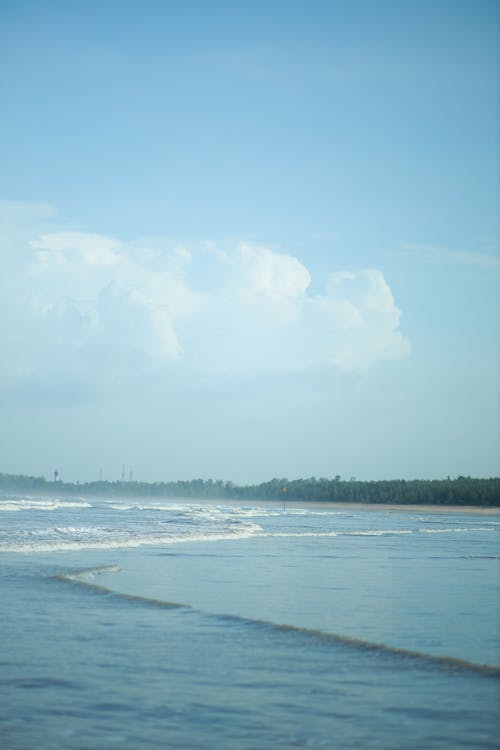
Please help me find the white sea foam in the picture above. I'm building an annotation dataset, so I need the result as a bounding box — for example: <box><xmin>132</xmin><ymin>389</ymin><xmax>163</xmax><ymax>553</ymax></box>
<box><xmin>1</xmin><ymin>495</ymin><xmax>496</xmax><ymax>558</ymax></box>
<box><xmin>0</xmin><ymin>499</ymin><xmax>92</xmax><ymax>511</ymax></box>
<box><xmin>62</xmin><ymin>565</ymin><xmax>121</xmax><ymax>582</ymax></box>
<box><xmin>0</xmin><ymin>525</ymin><xmax>262</xmax><ymax>553</ymax></box>
<box><xmin>104</xmin><ymin>503</ymin><xmax>352</xmax><ymax>519</ymax></box>
<box><xmin>345</xmin><ymin>529</ymin><xmax>413</xmax><ymax>536</ymax></box>
<box><xmin>261</xmin><ymin>527</ymin><xmax>496</xmax><ymax>539</ymax></box>
<box><xmin>107</xmin><ymin>503</ymin><xmax>189</xmax><ymax>511</ymax></box>
<box><xmin>418</xmin><ymin>527</ymin><xmax>495</xmax><ymax>534</ymax></box>
<box><xmin>262</xmin><ymin>531</ymin><xmax>339</xmax><ymax>538</ymax></box>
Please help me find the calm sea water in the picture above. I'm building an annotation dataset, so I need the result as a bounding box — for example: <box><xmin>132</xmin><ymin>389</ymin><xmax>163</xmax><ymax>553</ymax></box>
<box><xmin>1</xmin><ymin>493</ymin><xmax>499</xmax><ymax>749</ymax></box>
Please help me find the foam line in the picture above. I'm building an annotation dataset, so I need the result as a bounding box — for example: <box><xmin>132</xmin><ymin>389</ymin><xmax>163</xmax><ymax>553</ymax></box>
<box><xmin>0</xmin><ymin>500</ymin><xmax>91</xmax><ymax>511</ymax></box>
<box><xmin>1</xmin><ymin>527</ymin><xmax>260</xmax><ymax>553</ymax></box>
<box><xmin>54</xmin><ymin>566</ymin><xmax>500</xmax><ymax>678</ymax></box>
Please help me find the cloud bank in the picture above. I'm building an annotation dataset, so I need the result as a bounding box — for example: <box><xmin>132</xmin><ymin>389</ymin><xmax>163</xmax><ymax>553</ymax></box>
<box><xmin>0</xmin><ymin>204</ymin><xmax>410</xmax><ymax>390</ymax></box>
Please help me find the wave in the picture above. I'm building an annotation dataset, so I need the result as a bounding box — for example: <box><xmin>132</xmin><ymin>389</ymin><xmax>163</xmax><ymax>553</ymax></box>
<box><xmin>262</xmin><ymin>531</ymin><xmax>339</xmax><ymax>538</ymax></box>
<box><xmin>54</xmin><ymin>566</ymin><xmax>188</xmax><ymax>609</ymax></box>
<box><xmin>0</xmin><ymin>525</ymin><xmax>261</xmax><ymax>553</ymax></box>
<box><xmin>262</xmin><ymin>530</ymin><xmax>409</xmax><ymax>539</ymax></box>
<box><xmin>345</xmin><ymin>529</ymin><xmax>413</xmax><ymax>536</ymax></box>
<box><xmin>3</xmin><ymin>521</ymin><xmax>497</xmax><ymax>553</ymax></box>
<box><xmin>418</xmin><ymin>527</ymin><xmax>495</xmax><ymax>534</ymax></box>
<box><xmin>234</xmin><ymin>618</ymin><xmax>500</xmax><ymax>678</ymax></box>
<box><xmin>267</xmin><ymin>528</ymin><xmax>497</xmax><ymax>538</ymax></box>
<box><xmin>0</xmin><ymin>499</ymin><xmax>91</xmax><ymax>512</ymax></box>
<box><xmin>55</xmin><ymin>565</ymin><xmax>500</xmax><ymax>678</ymax></box>
<box><xmin>107</xmin><ymin>503</ymin><xmax>191</xmax><ymax>512</ymax></box>
<box><xmin>60</xmin><ymin>564</ymin><xmax>121</xmax><ymax>580</ymax></box>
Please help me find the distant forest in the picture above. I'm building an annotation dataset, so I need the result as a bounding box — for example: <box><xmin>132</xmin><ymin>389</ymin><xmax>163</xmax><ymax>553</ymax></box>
<box><xmin>1</xmin><ymin>473</ymin><xmax>499</xmax><ymax>506</ymax></box>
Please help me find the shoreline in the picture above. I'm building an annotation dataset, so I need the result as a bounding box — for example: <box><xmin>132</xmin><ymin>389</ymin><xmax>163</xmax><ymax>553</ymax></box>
<box><xmin>1</xmin><ymin>490</ymin><xmax>499</xmax><ymax>515</ymax></box>
<box><xmin>274</xmin><ymin>500</ymin><xmax>500</xmax><ymax>515</ymax></box>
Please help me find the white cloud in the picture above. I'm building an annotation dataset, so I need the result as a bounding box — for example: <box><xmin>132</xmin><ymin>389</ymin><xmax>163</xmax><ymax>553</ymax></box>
<box><xmin>32</xmin><ymin>232</ymin><xmax>123</xmax><ymax>267</ymax></box>
<box><xmin>236</xmin><ymin>243</ymin><xmax>311</xmax><ymax>300</ymax></box>
<box><xmin>305</xmin><ymin>269</ymin><xmax>409</xmax><ymax>371</ymax></box>
<box><xmin>97</xmin><ymin>281</ymin><xmax>182</xmax><ymax>361</ymax></box>
<box><xmin>0</xmin><ymin>209</ymin><xmax>410</xmax><ymax>388</ymax></box>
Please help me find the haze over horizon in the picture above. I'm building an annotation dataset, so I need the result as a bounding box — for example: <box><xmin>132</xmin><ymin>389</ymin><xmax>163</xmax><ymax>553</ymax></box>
<box><xmin>1</xmin><ymin>1</ymin><xmax>499</xmax><ymax>484</ymax></box>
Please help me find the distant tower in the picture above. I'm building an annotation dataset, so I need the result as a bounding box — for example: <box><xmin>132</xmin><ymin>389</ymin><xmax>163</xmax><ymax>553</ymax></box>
<box><xmin>54</xmin><ymin>469</ymin><xmax>59</xmax><ymax>482</ymax></box>
<box><xmin>129</xmin><ymin>470</ymin><xmax>133</xmax><ymax>482</ymax></box>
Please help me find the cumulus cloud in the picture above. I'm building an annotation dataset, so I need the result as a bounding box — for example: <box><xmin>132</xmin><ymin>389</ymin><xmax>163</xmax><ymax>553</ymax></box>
<box><xmin>0</xmin><ymin>207</ymin><xmax>410</xmax><ymax>388</ymax></box>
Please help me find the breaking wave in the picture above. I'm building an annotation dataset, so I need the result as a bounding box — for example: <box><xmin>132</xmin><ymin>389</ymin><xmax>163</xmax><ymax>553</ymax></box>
<box><xmin>1</xmin><ymin>497</ymin><xmax>497</xmax><ymax>554</ymax></box>
<box><xmin>0</xmin><ymin>498</ymin><xmax>91</xmax><ymax>512</ymax></box>
<box><xmin>0</xmin><ymin>524</ymin><xmax>262</xmax><ymax>553</ymax></box>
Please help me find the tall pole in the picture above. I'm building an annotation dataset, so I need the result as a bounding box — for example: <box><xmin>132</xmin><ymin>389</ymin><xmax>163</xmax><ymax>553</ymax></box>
<box><xmin>283</xmin><ymin>484</ymin><xmax>287</xmax><ymax>512</ymax></box>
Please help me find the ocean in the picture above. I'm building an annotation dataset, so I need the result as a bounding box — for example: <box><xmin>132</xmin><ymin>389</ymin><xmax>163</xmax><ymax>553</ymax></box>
<box><xmin>1</xmin><ymin>493</ymin><xmax>499</xmax><ymax>749</ymax></box>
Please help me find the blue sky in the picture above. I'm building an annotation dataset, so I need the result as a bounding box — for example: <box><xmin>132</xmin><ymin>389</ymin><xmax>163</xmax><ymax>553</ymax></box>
<box><xmin>1</xmin><ymin>0</ymin><xmax>499</xmax><ymax>483</ymax></box>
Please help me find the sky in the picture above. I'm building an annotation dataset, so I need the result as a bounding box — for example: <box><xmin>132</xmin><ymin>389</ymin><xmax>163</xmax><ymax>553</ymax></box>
<box><xmin>0</xmin><ymin>0</ymin><xmax>499</xmax><ymax>484</ymax></box>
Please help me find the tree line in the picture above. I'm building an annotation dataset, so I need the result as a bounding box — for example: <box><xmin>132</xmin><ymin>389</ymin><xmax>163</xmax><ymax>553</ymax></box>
<box><xmin>0</xmin><ymin>472</ymin><xmax>499</xmax><ymax>506</ymax></box>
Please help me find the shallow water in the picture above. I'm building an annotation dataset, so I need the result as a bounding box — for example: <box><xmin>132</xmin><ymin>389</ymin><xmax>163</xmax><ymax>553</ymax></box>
<box><xmin>1</xmin><ymin>494</ymin><xmax>499</xmax><ymax>748</ymax></box>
